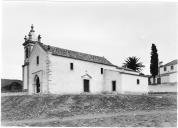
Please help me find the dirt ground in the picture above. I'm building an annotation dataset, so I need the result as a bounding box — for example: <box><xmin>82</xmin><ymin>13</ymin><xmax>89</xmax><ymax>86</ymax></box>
<box><xmin>2</xmin><ymin>109</ymin><xmax>176</xmax><ymax>127</ymax></box>
<box><xmin>1</xmin><ymin>93</ymin><xmax>177</xmax><ymax>127</ymax></box>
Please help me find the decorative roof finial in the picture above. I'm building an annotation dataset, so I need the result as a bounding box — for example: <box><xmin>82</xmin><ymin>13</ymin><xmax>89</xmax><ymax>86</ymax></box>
<box><xmin>38</xmin><ymin>34</ymin><xmax>41</xmax><ymax>42</ymax></box>
<box><xmin>30</xmin><ymin>24</ymin><xmax>35</xmax><ymax>32</ymax></box>
<box><xmin>24</xmin><ymin>35</ymin><xmax>27</xmax><ymax>41</ymax></box>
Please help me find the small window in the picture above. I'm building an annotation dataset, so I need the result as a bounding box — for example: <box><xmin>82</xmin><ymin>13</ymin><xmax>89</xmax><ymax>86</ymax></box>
<box><xmin>112</xmin><ymin>81</ymin><xmax>116</xmax><ymax>91</ymax></box>
<box><xmin>164</xmin><ymin>66</ymin><xmax>167</xmax><ymax>71</ymax></box>
<box><xmin>70</xmin><ymin>63</ymin><xmax>73</xmax><ymax>70</ymax></box>
<box><xmin>25</xmin><ymin>48</ymin><xmax>28</xmax><ymax>58</ymax></box>
<box><xmin>137</xmin><ymin>79</ymin><xmax>140</xmax><ymax>85</ymax></box>
<box><xmin>171</xmin><ymin>65</ymin><xmax>174</xmax><ymax>70</ymax></box>
<box><xmin>101</xmin><ymin>68</ymin><xmax>103</xmax><ymax>74</ymax></box>
<box><xmin>36</xmin><ymin>56</ymin><xmax>39</xmax><ymax>65</ymax></box>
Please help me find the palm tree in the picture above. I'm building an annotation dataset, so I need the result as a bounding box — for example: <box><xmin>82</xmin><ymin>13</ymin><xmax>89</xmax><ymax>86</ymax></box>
<box><xmin>122</xmin><ymin>56</ymin><xmax>145</xmax><ymax>72</ymax></box>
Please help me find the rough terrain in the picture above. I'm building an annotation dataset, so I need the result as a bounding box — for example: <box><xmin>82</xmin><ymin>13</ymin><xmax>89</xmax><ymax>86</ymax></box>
<box><xmin>1</xmin><ymin>93</ymin><xmax>177</xmax><ymax>127</ymax></box>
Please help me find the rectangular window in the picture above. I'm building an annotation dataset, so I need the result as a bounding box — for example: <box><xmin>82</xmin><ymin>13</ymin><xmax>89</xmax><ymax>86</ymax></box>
<box><xmin>137</xmin><ymin>79</ymin><xmax>140</xmax><ymax>85</ymax></box>
<box><xmin>37</xmin><ymin>56</ymin><xmax>39</xmax><ymax>65</ymax></box>
<box><xmin>171</xmin><ymin>65</ymin><xmax>174</xmax><ymax>70</ymax></box>
<box><xmin>70</xmin><ymin>63</ymin><xmax>73</xmax><ymax>70</ymax></box>
<box><xmin>101</xmin><ymin>68</ymin><xmax>103</xmax><ymax>74</ymax></box>
<box><xmin>112</xmin><ymin>81</ymin><xmax>116</xmax><ymax>91</ymax></box>
<box><xmin>164</xmin><ymin>66</ymin><xmax>167</xmax><ymax>71</ymax></box>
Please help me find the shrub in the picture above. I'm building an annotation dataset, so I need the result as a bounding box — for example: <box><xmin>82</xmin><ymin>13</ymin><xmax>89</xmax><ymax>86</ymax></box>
<box><xmin>2</xmin><ymin>82</ymin><xmax>23</xmax><ymax>92</ymax></box>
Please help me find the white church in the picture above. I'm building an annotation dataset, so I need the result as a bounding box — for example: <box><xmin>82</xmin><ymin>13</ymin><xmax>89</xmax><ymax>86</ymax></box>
<box><xmin>22</xmin><ymin>25</ymin><xmax>148</xmax><ymax>94</ymax></box>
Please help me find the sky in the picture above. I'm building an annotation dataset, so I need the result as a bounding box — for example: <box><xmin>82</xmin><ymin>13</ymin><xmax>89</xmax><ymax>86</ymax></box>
<box><xmin>1</xmin><ymin>1</ymin><xmax>177</xmax><ymax>80</ymax></box>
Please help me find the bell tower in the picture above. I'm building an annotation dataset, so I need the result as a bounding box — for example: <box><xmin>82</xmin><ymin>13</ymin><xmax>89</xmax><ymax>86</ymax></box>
<box><xmin>23</xmin><ymin>24</ymin><xmax>37</xmax><ymax>64</ymax></box>
<box><xmin>22</xmin><ymin>25</ymin><xmax>40</xmax><ymax>91</ymax></box>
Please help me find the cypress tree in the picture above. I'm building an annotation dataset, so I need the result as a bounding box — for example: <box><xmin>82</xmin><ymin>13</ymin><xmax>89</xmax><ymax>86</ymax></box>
<box><xmin>150</xmin><ymin>44</ymin><xmax>159</xmax><ymax>84</ymax></box>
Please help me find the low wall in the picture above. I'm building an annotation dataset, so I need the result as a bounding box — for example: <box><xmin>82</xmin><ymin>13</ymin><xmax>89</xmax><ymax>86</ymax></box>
<box><xmin>1</xmin><ymin>92</ymin><xmax>28</xmax><ymax>96</ymax></box>
<box><xmin>149</xmin><ymin>83</ymin><xmax>177</xmax><ymax>92</ymax></box>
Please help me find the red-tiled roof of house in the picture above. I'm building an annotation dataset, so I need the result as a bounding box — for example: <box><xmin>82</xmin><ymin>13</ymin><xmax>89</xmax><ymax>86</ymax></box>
<box><xmin>163</xmin><ymin>59</ymin><xmax>178</xmax><ymax>66</ymax></box>
<box><xmin>38</xmin><ymin>42</ymin><xmax>115</xmax><ymax>66</ymax></box>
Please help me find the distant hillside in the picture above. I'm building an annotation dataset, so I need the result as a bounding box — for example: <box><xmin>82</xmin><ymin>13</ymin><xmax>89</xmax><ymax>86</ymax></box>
<box><xmin>1</xmin><ymin>79</ymin><xmax>22</xmax><ymax>87</ymax></box>
<box><xmin>1</xmin><ymin>79</ymin><xmax>23</xmax><ymax>92</ymax></box>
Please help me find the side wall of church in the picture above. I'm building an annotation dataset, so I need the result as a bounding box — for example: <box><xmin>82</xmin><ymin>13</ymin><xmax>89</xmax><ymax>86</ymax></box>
<box><xmin>28</xmin><ymin>44</ymin><xmax>49</xmax><ymax>94</ymax></box>
<box><xmin>120</xmin><ymin>73</ymin><xmax>148</xmax><ymax>94</ymax></box>
<box><xmin>48</xmin><ymin>54</ymin><xmax>116</xmax><ymax>94</ymax></box>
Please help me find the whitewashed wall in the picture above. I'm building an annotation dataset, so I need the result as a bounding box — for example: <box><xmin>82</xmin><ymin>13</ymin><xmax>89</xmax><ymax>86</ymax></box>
<box><xmin>169</xmin><ymin>72</ymin><xmax>177</xmax><ymax>83</ymax></box>
<box><xmin>121</xmin><ymin>73</ymin><xmax>148</xmax><ymax>94</ymax></box>
<box><xmin>103</xmin><ymin>69</ymin><xmax>122</xmax><ymax>93</ymax></box>
<box><xmin>161</xmin><ymin>75</ymin><xmax>170</xmax><ymax>83</ymax></box>
<box><xmin>48</xmin><ymin>54</ymin><xmax>116</xmax><ymax>94</ymax></box>
<box><xmin>160</xmin><ymin>64</ymin><xmax>177</xmax><ymax>74</ymax></box>
<box><xmin>149</xmin><ymin>84</ymin><xmax>177</xmax><ymax>92</ymax></box>
<box><xmin>28</xmin><ymin>44</ymin><xmax>49</xmax><ymax>94</ymax></box>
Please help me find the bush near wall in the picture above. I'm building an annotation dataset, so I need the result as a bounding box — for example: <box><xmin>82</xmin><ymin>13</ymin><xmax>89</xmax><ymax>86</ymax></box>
<box><xmin>1</xmin><ymin>79</ymin><xmax>23</xmax><ymax>92</ymax></box>
<box><xmin>1</xmin><ymin>82</ymin><xmax>23</xmax><ymax>92</ymax></box>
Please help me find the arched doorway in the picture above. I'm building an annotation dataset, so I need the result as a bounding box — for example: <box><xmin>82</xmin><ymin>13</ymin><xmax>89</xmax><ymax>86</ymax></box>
<box><xmin>34</xmin><ymin>75</ymin><xmax>40</xmax><ymax>93</ymax></box>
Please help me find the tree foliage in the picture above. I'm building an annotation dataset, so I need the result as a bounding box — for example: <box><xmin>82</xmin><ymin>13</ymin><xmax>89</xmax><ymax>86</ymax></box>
<box><xmin>150</xmin><ymin>43</ymin><xmax>158</xmax><ymax>78</ymax></box>
<box><xmin>122</xmin><ymin>56</ymin><xmax>145</xmax><ymax>72</ymax></box>
<box><xmin>1</xmin><ymin>82</ymin><xmax>23</xmax><ymax>92</ymax></box>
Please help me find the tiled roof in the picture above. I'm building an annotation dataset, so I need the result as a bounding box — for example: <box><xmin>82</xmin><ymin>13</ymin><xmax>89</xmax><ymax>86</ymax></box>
<box><xmin>38</xmin><ymin>42</ymin><xmax>115</xmax><ymax>66</ymax></box>
<box><xmin>164</xmin><ymin>59</ymin><xmax>178</xmax><ymax>66</ymax></box>
<box><xmin>116</xmin><ymin>66</ymin><xmax>137</xmax><ymax>72</ymax></box>
<box><xmin>120</xmin><ymin>72</ymin><xmax>148</xmax><ymax>77</ymax></box>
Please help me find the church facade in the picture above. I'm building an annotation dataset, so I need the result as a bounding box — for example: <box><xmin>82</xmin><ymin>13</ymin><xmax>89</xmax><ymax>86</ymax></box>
<box><xmin>22</xmin><ymin>25</ymin><xmax>148</xmax><ymax>94</ymax></box>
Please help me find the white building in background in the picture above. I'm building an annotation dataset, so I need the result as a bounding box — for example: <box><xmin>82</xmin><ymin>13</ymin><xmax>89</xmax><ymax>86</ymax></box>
<box><xmin>149</xmin><ymin>59</ymin><xmax>177</xmax><ymax>85</ymax></box>
<box><xmin>149</xmin><ymin>60</ymin><xmax>177</xmax><ymax>93</ymax></box>
<box><xmin>159</xmin><ymin>60</ymin><xmax>177</xmax><ymax>84</ymax></box>
<box><xmin>22</xmin><ymin>25</ymin><xmax>148</xmax><ymax>94</ymax></box>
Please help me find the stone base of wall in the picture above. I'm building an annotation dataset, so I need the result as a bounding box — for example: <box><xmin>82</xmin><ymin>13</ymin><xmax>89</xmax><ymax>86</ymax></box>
<box><xmin>122</xmin><ymin>91</ymin><xmax>148</xmax><ymax>95</ymax></box>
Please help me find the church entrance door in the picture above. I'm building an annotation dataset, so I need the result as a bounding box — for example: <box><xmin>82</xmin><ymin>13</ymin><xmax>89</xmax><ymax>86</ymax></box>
<box><xmin>84</xmin><ymin>79</ymin><xmax>89</xmax><ymax>92</ymax></box>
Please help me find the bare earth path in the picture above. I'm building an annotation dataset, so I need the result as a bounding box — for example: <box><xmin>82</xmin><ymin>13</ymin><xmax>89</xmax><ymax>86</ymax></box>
<box><xmin>2</xmin><ymin>109</ymin><xmax>176</xmax><ymax>126</ymax></box>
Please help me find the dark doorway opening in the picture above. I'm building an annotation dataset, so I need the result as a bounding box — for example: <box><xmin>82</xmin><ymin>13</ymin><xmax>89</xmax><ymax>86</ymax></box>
<box><xmin>84</xmin><ymin>79</ymin><xmax>89</xmax><ymax>92</ymax></box>
<box><xmin>35</xmin><ymin>76</ymin><xmax>40</xmax><ymax>93</ymax></box>
<box><xmin>157</xmin><ymin>78</ymin><xmax>161</xmax><ymax>84</ymax></box>
<box><xmin>112</xmin><ymin>81</ymin><xmax>116</xmax><ymax>91</ymax></box>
